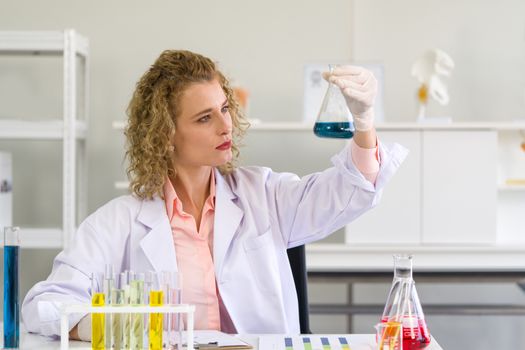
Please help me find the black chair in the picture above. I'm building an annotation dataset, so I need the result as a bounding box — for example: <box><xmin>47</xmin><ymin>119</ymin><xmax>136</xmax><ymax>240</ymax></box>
<box><xmin>287</xmin><ymin>244</ymin><xmax>312</xmax><ymax>334</ymax></box>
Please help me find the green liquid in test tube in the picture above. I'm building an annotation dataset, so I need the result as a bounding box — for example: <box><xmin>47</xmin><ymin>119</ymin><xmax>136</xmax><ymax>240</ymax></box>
<box><xmin>123</xmin><ymin>271</ymin><xmax>131</xmax><ymax>349</ymax></box>
<box><xmin>130</xmin><ymin>273</ymin><xmax>145</xmax><ymax>350</ymax></box>
<box><xmin>112</xmin><ymin>272</ymin><xmax>127</xmax><ymax>350</ymax></box>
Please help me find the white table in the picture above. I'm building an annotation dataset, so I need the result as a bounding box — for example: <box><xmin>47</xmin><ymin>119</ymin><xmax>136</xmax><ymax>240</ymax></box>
<box><xmin>14</xmin><ymin>331</ymin><xmax>443</xmax><ymax>349</ymax></box>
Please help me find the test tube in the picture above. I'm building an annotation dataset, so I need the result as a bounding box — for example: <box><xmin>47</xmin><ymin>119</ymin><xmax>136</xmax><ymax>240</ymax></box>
<box><xmin>112</xmin><ymin>273</ymin><xmax>125</xmax><ymax>350</ymax></box>
<box><xmin>103</xmin><ymin>264</ymin><xmax>114</xmax><ymax>349</ymax></box>
<box><xmin>130</xmin><ymin>272</ymin><xmax>145</xmax><ymax>350</ymax></box>
<box><xmin>144</xmin><ymin>271</ymin><xmax>153</xmax><ymax>350</ymax></box>
<box><xmin>91</xmin><ymin>272</ymin><xmax>105</xmax><ymax>350</ymax></box>
<box><xmin>3</xmin><ymin>227</ymin><xmax>20</xmax><ymax>349</ymax></box>
<box><xmin>162</xmin><ymin>271</ymin><xmax>183</xmax><ymax>350</ymax></box>
<box><xmin>122</xmin><ymin>271</ymin><xmax>132</xmax><ymax>349</ymax></box>
<box><xmin>149</xmin><ymin>271</ymin><xmax>164</xmax><ymax>350</ymax></box>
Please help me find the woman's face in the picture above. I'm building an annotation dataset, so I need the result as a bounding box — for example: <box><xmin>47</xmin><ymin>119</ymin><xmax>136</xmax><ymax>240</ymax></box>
<box><xmin>171</xmin><ymin>79</ymin><xmax>233</xmax><ymax>169</ymax></box>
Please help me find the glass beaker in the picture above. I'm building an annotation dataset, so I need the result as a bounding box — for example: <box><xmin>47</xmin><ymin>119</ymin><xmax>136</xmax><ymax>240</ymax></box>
<box><xmin>375</xmin><ymin>321</ymin><xmax>403</xmax><ymax>350</ymax></box>
<box><xmin>3</xmin><ymin>226</ymin><xmax>20</xmax><ymax>349</ymax></box>
<box><xmin>313</xmin><ymin>64</ymin><xmax>355</xmax><ymax>139</ymax></box>
<box><xmin>380</xmin><ymin>255</ymin><xmax>431</xmax><ymax>350</ymax></box>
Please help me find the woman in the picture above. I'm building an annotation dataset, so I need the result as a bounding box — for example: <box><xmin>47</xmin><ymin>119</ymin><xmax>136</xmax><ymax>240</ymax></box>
<box><xmin>22</xmin><ymin>50</ymin><xmax>407</xmax><ymax>339</ymax></box>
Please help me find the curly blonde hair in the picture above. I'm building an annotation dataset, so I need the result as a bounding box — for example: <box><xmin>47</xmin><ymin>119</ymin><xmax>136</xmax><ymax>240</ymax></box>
<box><xmin>125</xmin><ymin>50</ymin><xmax>249</xmax><ymax>200</ymax></box>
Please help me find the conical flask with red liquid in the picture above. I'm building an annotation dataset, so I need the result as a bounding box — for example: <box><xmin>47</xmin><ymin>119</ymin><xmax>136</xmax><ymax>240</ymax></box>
<box><xmin>381</xmin><ymin>254</ymin><xmax>431</xmax><ymax>349</ymax></box>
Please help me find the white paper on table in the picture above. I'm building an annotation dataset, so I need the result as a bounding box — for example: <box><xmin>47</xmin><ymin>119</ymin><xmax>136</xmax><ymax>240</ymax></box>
<box><xmin>183</xmin><ymin>330</ymin><xmax>252</xmax><ymax>348</ymax></box>
<box><xmin>258</xmin><ymin>334</ymin><xmax>374</xmax><ymax>350</ymax></box>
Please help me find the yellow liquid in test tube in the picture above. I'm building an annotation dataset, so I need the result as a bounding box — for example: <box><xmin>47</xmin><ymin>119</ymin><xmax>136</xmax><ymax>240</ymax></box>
<box><xmin>149</xmin><ymin>290</ymin><xmax>164</xmax><ymax>350</ymax></box>
<box><xmin>92</xmin><ymin>292</ymin><xmax>105</xmax><ymax>350</ymax></box>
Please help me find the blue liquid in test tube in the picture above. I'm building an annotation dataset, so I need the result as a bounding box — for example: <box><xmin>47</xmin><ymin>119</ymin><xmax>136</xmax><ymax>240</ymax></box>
<box><xmin>3</xmin><ymin>226</ymin><xmax>20</xmax><ymax>348</ymax></box>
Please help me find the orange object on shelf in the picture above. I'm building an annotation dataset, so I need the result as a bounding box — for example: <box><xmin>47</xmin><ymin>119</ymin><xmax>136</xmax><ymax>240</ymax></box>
<box><xmin>417</xmin><ymin>84</ymin><xmax>429</xmax><ymax>104</ymax></box>
<box><xmin>233</xmin><ymin>87</ymin><xmax>249</xmax><ymax>111</ymax></box>
<box><xmin>505</xmin><ymin>178</ymin><xmax>525</xmax><ymax>186</ymax></box>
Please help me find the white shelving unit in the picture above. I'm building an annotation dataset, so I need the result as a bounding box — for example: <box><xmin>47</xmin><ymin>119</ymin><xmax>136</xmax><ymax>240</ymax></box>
<box><xmin>0</xmin><ymin>30</ymin><xmax>89</xmax><ymax>248</ymax></box>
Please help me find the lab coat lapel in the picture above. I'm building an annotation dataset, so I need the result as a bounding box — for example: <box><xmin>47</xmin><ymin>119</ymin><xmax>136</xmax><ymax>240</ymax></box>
<box><xmin>214</xmin><ymin>169</ymin><xmax>243</xmax><ymax>281</ymax></box>
<box><xmin>137</xmin><ymin>197</ymin><xmax>178</xmax><ymax>272</ymax></box>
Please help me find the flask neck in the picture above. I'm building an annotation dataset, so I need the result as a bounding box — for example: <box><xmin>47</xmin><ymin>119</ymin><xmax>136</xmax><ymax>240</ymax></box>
<box><xmin>393</xmin><ymin>254</ymin><xmax>413</xmax><ymax>279</ymax></box>
<box><xmin>326</xmin><ymin>64</ymin><xmax>338</xmax><ymax>89</ymax></box>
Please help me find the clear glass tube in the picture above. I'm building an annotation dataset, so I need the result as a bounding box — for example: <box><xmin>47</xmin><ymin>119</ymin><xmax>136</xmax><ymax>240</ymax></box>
<box><xmin>103</xmin><ymin>264</ymin><xmax>113</xmax><ymax>349</ymax></box>
<box><xmin>91</xmin><ymin>272</ymin><xmax>105</xmax><ymax>350</ymax></box>
<box><xmin>112</xmin><ymin>273</ymin><xmax>126</xmax><ymax>350</ymax></box>
<box><xmin>162</xmin><ymin>271</ymin><xmax>183</xmax><ymax>349</ymax></box>
<box><xmin>3</xmin><ymin>226</ymin><xmax>19</xmax><ymax>349</ymax></box>
<box><xmin>144</xmin><ymin>271</ymin><xmax>153</xmax><ymax>350</ymax></box>
<box><xmin>130</xmin><ymin>272</ymin><xmax>145</xmax><ymax>350</ymax></box>
<box><xmin>122</xmin><ymin>271</ymin><xmax>131</xmax><ymax>349</ymax></box>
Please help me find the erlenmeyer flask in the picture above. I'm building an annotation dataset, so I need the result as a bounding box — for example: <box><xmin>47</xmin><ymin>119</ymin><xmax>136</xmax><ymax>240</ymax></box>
<box><xmin>381</xmin><ymin>254</ymin><xmax>431</xmax><ymax>350</ymax></box>
<box><xmin>313</xmin><ymin>64</ymin><xmax>355</xmax><ymax>139</ymax></box>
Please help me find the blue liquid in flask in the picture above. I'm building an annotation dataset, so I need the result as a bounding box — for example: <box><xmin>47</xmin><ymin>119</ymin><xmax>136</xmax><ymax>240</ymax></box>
<box><xmin>313</xmin><ymin>121</ymin><xmax>354</xmax><ymax>139</ymax></box>
<box><xmin>4</xmin><ymin>245</ymin><xmax>19</xmax><ymax>348</ymax></box>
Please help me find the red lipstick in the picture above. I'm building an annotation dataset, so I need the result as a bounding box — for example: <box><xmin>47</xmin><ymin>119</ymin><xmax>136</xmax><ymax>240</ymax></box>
<box><xmin>216</xmin><ymin>140</ymin><xmax>232</xmax><ymax>150</ymax></box>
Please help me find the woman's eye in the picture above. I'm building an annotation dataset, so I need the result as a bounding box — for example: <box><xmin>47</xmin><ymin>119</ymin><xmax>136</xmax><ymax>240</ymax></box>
<box><xmin>221</xmin><ymin>105</ymin><xmax>229</xmax><ymax>113</ymax></box>
<box><xmin>198</xmin><ymin>115</ymin><xmax>211</xmax><ymax>123</ymax></box>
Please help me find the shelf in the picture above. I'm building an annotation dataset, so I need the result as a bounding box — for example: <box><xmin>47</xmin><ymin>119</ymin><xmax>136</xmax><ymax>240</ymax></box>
<box><xmin>249</xmin><ymin>121</ymin><xmax>312</xmax><ymax>131</ymax></box>
<box><xmin>113</xmin><ymin>120</ymin><xmax>525</xmax><ymax>132</ymax></box>
<box><xmin>375</xmin><ymin>121</ymin><xmax>525</xmax><ymax>131</ymax></box>
<box><xmin>112</xmin><ymin>120</ymin><xmax>126</xmax><ymax>130</ymax></box>
<box><xmin>248</xmin><ymin>121</ymin><xmax>525</xmax><ymax>131</ymax></box>
<box><xmin>0</xmin><ymin>228</ymin><xmax>64</xmax><ymax>249</ymax></box>
<box><xmin>0</xmin><ymin>30</ymin><xmax>88</xmax><ymax>57</ymax></box>
<box><xmin>115</xmin><ymin>181</ymin><xmax>130</xmax><ymax>190</ymax></box>
<box><xmin>1</xmin><ymin>29</ymin><xmax>89</xmax><ymax>249</ymax></box>
<box><xmin>498</xmin><ymin>184</ymin><xmax>525</xmax><ymax>192</ymax></box>
<box><xmin>306</xmin><ymin>243</ymin><xmax>525</xmax><ymax>272</ymax></box>
<box><xmin>0</xmin><ymin>119</ymin><xmax>87</xmax><ymax>140</ymax></box>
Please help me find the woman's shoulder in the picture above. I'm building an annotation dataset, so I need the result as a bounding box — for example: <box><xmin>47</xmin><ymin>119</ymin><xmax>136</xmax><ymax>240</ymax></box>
<box><xmin>85</xmin><ymin>194</ymin><xmax>145</xmax><ymax>225</ymax></box>
<box><xmin>221</xmin><ymin>166</ymin><xmax>300</xmax><ymax>190</ymax></box>
<box><xmin>232</xmin><ymin>165</ymin><xmax>272</xmax><ymax>177</ymax></box>
<box><xmin>224</xmin><ymin>165</ymin><xmax>275</xmax><ymax>184</ymax></box>
<box><xmin>95</xmin><ymin>194</ymin><xmax>142</xmax><ymax>211</ymax></box>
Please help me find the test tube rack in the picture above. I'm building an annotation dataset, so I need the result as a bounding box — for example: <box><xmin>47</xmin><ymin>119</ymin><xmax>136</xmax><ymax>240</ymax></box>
<box><xmin>59</xmin><ymin>303</ymin><xmax>195</xmax><ymax>350</ymax></box>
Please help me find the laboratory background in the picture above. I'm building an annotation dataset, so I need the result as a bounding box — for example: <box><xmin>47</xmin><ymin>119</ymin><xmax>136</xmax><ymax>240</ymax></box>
<box><xmin>1</xmin><ymin>0</ymin><xmax>525</xmax><ymax>349</ymax></box>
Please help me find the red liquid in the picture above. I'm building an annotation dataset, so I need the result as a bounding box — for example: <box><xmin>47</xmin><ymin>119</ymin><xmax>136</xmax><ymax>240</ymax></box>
<box><xmin>381</xmin><ymin>317</ymin><xmax>431</xmax><ymax>350</ymax></box>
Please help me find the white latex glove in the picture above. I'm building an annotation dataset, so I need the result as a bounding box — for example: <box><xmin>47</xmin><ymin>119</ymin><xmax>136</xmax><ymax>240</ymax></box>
<box><xmin>323</xmin><ymin>66</ymin><xmax>377</xmax><ymax>131</ymax></box>
<box><xmin>77</xmin><ymin>314</ymin><xmax>92</xmax><ymax>342</ymax></box>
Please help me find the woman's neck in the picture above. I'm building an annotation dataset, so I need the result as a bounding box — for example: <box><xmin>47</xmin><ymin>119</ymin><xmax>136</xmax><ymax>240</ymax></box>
<box><xmin>170</xmin><ymin>166</ymin><xmax>212</xmax><ymax>218</ymax></box>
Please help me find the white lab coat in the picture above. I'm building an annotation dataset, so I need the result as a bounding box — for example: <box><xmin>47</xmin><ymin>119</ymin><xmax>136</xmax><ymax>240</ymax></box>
<box><xmin>22</xmin><ymin>142</ymin><xmax>407</xmax><ymax>337</ymax></box>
